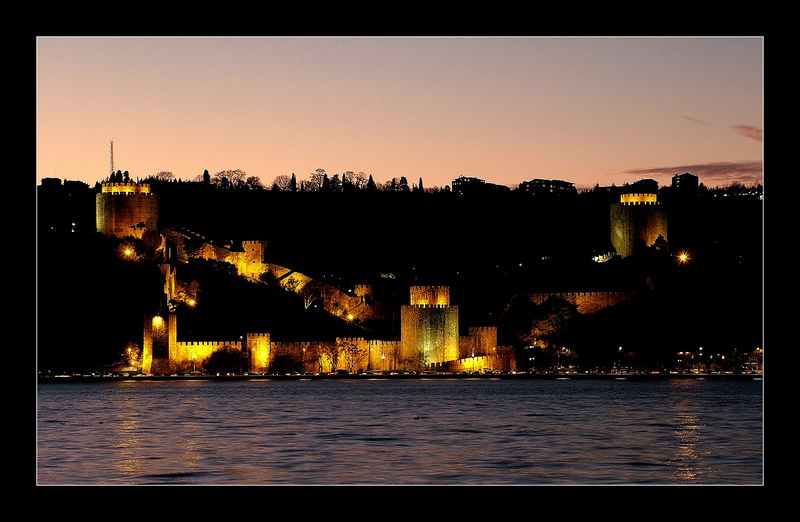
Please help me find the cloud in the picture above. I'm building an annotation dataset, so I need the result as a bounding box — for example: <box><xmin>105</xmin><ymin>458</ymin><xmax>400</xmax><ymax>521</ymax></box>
<box><xmin>682</xmin><ymin>115</ymin><xmax>710</xmax><ymax>125</ymax></box>
<box><xmin>732</xmin><ymin>125</ymin><xmax>763</xmax><ymax>142</ymax></box>
<box><xmin>624</xmin><ymin>161</ymin><xmax>762</xmax><ymax>187</ymax></box>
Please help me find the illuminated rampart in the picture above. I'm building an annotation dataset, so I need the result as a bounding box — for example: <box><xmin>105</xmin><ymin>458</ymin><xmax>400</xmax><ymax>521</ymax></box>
<box><xmin>619</xmin><ymin>193</ymin><xmax>658</xmax><ymax>205</ymax></box>
<box><xmin>96</xmin><ymin>183</ymin><xmax>158</xmax><ymax>238</ymax></box>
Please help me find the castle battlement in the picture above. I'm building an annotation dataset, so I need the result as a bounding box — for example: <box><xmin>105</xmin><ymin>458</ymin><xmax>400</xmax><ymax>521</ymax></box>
<box><xmin>620</xmin><ymin>193</ymin><xmax>658</xmax><ymax>205</ymax></box>
<box><xmin>409</xmin><ymin>286</ymin><xmax>450</xmax><ymax>306</ymax></box>
<box><xmin>101</xmin><ymin>182</ymin><xmax>152</xmax><ymax>195</ymax></box>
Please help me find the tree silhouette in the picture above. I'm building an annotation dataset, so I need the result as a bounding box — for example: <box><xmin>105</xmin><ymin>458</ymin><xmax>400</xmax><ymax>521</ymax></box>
<box><xmin>202</xmin><ymin>169</ymin><xmax>210</xmax><ymax>184</ymax></box>
<box><xmin>272</xmin><ymin>175</ymin><xmax>291</xmax><ymax>191</ymax></box>
<box><xmin>290</xmin><ymin>173</ymin><xmax>297</xmax><ymax>192</ymax></box>
<box><xmin>245</xmin><ymin>176</ymin><xmax>263</xmax><ymax>190</ymax></box>
<box><xmin>340</xmin><ymin>340</ymin><xmax>366</xmax><ymax>373</ymax></box>
<box><xmin>366</xmin><ymin>174</ymin><xmax>377</xmax><ymax>192</ymax></box>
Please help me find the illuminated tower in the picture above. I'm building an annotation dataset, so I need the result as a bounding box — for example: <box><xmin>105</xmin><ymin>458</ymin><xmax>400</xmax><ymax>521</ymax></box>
<box><xmin>400</xmin><ymin>286</ymin><xmax>459</xmax><ymax>368</ymax></box>
<box><xmin>610</xmin><ymin>191</ymin><xmax>668</xmax><ymax>258</ymax></box>
<box><xmin>96</xmin><ymin>180</ymin><xmax>158</xmax><ymax>238</ymax></box>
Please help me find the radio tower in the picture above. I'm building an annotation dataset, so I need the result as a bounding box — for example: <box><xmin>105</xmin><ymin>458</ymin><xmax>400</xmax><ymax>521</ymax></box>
<box><xmin>110</xmin><ymin>140</ymin><xmax>114</xmax><ymax>177</ymax></box>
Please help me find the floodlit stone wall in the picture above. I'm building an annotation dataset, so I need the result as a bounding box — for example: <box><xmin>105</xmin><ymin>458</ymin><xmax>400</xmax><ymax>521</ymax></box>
<box><xmin>96</xmin><ymin>191</ymin><xmax>158</xmax><ymax>238</ymax></box>
<box><xmin>409</xmin><ymin>286</ymin><xmax>450</xmax><ymax>306</ymax></box>
<box><xmin>401</xmin><ymin>304</ymin><xmax>459</xmax><ymax>366</ymax></box>
<box><xmin>459</xmin><ymin>326</ymin><xmax>498</xmax><ymax>359</ymax></box>
<box><xmin>528</xmin><ymin>291</ymin><xmax>636</xmax><ymax>315</ymax></box>
<box><xmin>610</xmin><ymin>202</ymin><xmax>668</xmax><ymax>258</ymax></box>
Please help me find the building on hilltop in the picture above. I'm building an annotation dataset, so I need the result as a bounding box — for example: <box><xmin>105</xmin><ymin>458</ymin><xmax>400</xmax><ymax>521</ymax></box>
<box><xmin>451</xmin><ymin>176</ymin><xmax>510</xmax><ymax>197</ymax></box>
<box><xmin>672</xmin><ymin>172</ymin><xmax>699</xmax><ymax>193</ymax></box>
<box><xmin>96</xmin><ymin>180</ymin><xmax>158</xmax><ymax>238</ymax></box>
<box><xmin>517</xmin><ymin>178</ymin><xmax>577</xmax><ymax>196</ymax></box>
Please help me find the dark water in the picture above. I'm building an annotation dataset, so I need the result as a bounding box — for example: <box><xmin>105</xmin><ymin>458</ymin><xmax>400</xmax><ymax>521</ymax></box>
<box><xmin>37</xmin><ymin>379</ymin><xmax>762</xmax><ymax>484</ymax></box>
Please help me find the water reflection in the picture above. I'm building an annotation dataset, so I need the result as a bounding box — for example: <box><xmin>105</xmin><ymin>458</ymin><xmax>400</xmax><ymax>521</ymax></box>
<box><xmin>38</xmin><ymin>380</ymin><xmax>762</xmax><ymax>484</ymax></box>
<box><xmin>672</xmin><ymin>413</ymin><xmax>704</xmax><ymax>482</ymax></box>
<box><xmin>112</xmin><ymin>415</ymin><xmax>143</xmax><ymax>476</ymax></box>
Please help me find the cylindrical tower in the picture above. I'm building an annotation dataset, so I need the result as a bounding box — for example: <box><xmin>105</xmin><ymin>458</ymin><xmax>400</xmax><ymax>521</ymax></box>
<box><xmin>96</xmin><ymin>182</ymin><xmax>158</xmax><ymax>238</ymax></box>
<box><xmin>610</xmin><ymin>193</ymin><xmax>668</xmax><ymax>258</ymax></box>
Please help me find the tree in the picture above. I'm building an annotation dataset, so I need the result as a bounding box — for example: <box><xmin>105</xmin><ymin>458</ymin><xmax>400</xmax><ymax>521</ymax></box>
<box><xmin>306</xmin><ymin>168</ymin><xmax>326</xmax><ymax>191</ymax></box>
<box><xmin>202</xmin><ymin>169</ymin><xmax>211</xmax><ymax>184</ymax></box>
<box><xmin>399</xmin><ymin>176</ymin><xmax>410</xmax><ymax>193</ymax></box>
<box><xmin>153</xmin><ymin>171</ymin><xmax>174</xmax><ymax>182</ymax></box>
<box><xmin>524</xmin><ymin>298</ymin><xmax>576</xmax><ymax>351</ymax></box>
<box><xmin>204</xmin><ymin>348</ymin><xmax>249</xmax><ymax>374</ymax></box>
<box><xmin>272</xmin><ymin>175</ymin><xmax>292</xmax><ymax>191</ymax></box>
<box><xmin>418</xmin><ymin>177</ymin><xmax>424</xmax><ymax>192</ymax></box>
<box><xmin>329</xmin><ymin>174</ymin><xmax>341</xmax><ymax>192</ymax></box>
<box><xmin>259</xmin><ymin>270</ymin><xmax>278</xmax><ymax>286</ymax></box>
<box><xmin>321</xmin><ymin>173</ymin><xmax>331</xmax><ymax>192</ymax></box>
<box><xmin>366</xmin><ymin>174</ymin><xmax>377</xmax><ymax>192</ymax></box>
<box><xmin>290</xmin><ymin>173</ymin><xmax>297</xmax><ymax>192</ymax></box>
<box><xmin>307</xmin><ymin>344</ymin><xmax>326</xmax><ymax>373</ymax></box>
<box><xmin>300</xmin><ymin>279</ymin><xmax>328</xmax><ymax>310</ymax></box>
<box><xmin>340</xmin><ymin>340</ymin><xmax>366</xmax><ymax>373</ymax></box>
<box><xmin>322</xmin><ymin>343</ymin><xmax>340</xmax><ymax>372</ymax></box>
<box><xmin>245</xmin><ymin>176</ymin><xmax>263</xmax><ymax>190</ymax></box>
<box><xmin>213</xmin><ymin>169</ymin><xmax>246</xmax><ymax>189</ymax></box>
<box><xmin>282</xmin><ymin>276</ymin><xmax>300</xmax><ymax>293</ymax></box>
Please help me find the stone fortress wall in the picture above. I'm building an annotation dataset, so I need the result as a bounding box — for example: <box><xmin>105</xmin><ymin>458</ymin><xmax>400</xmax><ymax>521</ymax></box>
<box><xmin>527</xmin><ymin>291</ymin><xmax>636</xmax><ymax>315</ymax></box>
<box><xmin>96</xmin><ymin>182</ymin><xmax>158</xmax><ymax>239</ymax></box>
<box><xmin>142</xmin><ymin>285</ymin><xmax>515</xmax><ymax>374</ymax></box>
<box><xmin>162</xmin><ymin>228</ymin><xmax>379</xmax><ymax>322</ymax></box>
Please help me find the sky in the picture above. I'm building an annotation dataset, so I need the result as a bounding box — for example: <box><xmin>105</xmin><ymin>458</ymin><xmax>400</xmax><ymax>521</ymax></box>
<box><xmin>37</xmin><ymin>37</ymin><xmax>763</xmax><ymax>189</ymax></box>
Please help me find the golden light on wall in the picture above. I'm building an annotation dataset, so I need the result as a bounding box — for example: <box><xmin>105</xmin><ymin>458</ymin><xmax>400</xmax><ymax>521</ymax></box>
<box><xmin>152</xmin><ymin>316</ymin><xmax>164</xmax><ymax>329</ymax></box>
<box><xmin>187</xmin><ymin>298</ymin><xmax>196</xmax><ymax>307</ymax></box>
<box><xmin>620</xmin><ymin>193</ymin><xmax>658</xmax><ymax>205</ymax></box>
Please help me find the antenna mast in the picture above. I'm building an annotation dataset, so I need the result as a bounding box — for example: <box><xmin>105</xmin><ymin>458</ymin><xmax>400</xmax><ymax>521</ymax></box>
<box><xmin>110</xmin><ymin>140</ymin><xmax>114</xmax><ymax>177</ymax></box>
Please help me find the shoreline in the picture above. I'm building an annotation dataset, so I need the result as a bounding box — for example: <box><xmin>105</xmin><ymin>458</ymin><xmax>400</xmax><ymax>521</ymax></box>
<box><xmin>37</xmin><ymin>373</ymin><xmax>762</xmax><ymax>383</ymax></box>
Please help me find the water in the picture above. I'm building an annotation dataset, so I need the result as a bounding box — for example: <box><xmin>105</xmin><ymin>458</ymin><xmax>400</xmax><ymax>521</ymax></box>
<box><xmin>37</xmin><ymin>379</ymin><xmax>762</xmax><ymax>484</ymax></box>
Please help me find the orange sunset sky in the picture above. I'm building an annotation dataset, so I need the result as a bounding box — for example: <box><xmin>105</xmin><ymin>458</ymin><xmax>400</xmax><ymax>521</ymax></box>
<box><xmin>37</xmin><ymin>37</ymin><xmax>762</xmax><ymax>190</ymax></box>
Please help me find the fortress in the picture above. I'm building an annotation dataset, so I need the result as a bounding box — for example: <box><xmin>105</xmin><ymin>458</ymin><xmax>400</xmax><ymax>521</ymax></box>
<box><xmin>93</xmin><ymin>171</ymin><xmax>665</xmax><ymax>376</ymax></box>
<box><xmin>141</xmin><ymin>285</ymin><xmax>515</xmax><ymax>375</ymax></box>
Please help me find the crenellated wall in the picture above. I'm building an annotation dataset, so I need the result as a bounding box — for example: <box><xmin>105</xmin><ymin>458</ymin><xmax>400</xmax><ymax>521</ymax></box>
<box><xmin>527</xmin><ymin>291</ymin><xmax>636</xmax><ymax>315</ymax></box>
<box><xmin>367</xmin><ymin>339</ymin><xmax>402</xmax><ymax>371</ymax></box>
<box><xmin>449</xmin><ymin>345</ymin><xmax>516</xmax><ymax>373</ymax></box>
<box><xmin>163</xmin><ymin>227</ymin><xmax>382</xmax><ymax>322</ymax></box>
<box><xmin>459</xmin><ymin>326</ymin><xmax>498</xmax><ymax>359</ymax></box>
<box><xmin>409</xmin><ymin>286</ymin><xmax>450</xmax><ymax>306</ymax></box>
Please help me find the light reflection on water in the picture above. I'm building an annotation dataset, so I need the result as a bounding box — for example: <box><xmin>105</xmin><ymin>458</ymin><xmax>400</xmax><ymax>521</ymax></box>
<box><xmin>37</xmin><ymin>379</ymin><xmax>762</xmax><ymax>484</ymax></box>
